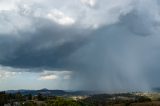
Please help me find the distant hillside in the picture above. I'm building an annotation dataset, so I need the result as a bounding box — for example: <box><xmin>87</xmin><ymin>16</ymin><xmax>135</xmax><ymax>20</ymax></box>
<box><xmin>5</xmin><ymin>89</ymin><xmax>95</xmax><ymax>96</ymax></box>
<box><xmin>152</xmin><ymin>88</ymin><xmax>160</xmax><ymax>92</ymax></box>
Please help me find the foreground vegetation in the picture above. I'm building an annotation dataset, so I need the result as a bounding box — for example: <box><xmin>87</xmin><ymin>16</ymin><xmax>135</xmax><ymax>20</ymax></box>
<box><xmin>1</xmin><ymin>91</ymin><xmax>160</xmax><ymax>106</ymax></box>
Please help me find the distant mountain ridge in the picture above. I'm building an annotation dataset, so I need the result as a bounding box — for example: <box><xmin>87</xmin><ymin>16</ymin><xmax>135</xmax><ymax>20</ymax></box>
<box><xmin>4</xmin><ymin>89</ymin><xmax>96</xmax><ymax>96</ymax></box>
<box><xmin>152</xmin><ymin>87</ymin><xmax>160</xmax><ymax>92</ymax></box>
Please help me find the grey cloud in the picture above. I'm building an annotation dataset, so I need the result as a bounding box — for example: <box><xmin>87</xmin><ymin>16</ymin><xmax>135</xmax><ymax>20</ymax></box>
<box><xmin>0</xmin><ymin>0</ymin><xmax>133</xmax><ymax>69</ymax></box>
<box><xmin>0</xmin><ymin>18</ymin><xmax>88</xmax><ymax>68</ymax></box>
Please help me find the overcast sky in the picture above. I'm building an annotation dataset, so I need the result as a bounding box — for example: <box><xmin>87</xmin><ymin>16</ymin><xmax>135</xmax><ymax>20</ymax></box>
<box><xmin>0</xmin><ymin>0</ymin><xmax>160</xmax><ymax>91</ymax></box>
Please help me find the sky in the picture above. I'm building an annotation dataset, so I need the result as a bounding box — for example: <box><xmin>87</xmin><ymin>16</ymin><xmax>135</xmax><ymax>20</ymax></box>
<box><xmin>0</xmin><ymin>0</ymin><xmax>160</xmax><ymax>91</ymax></box>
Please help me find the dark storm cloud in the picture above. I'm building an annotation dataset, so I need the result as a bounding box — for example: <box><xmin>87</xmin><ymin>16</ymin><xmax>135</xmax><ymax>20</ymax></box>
<box><xmin>0</xmin><ymin>19</ymin><xmax>88</xmax><ymax>68</ymax></box>
<box><xmin>0</xmin><ymin>0</ymin><xmax>132</xmax><ymax>69</ymax></box>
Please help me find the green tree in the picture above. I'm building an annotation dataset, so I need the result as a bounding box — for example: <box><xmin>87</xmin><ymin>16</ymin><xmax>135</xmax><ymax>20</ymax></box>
<box><xmin>37</xmin><ymin>93</ymin><xmax>44</xmax><ymax>101</ymax></box>
<box><xmin>28</xmin><ymin>94</ymin><xmax>32</xmax><ymax>100</ymax></box>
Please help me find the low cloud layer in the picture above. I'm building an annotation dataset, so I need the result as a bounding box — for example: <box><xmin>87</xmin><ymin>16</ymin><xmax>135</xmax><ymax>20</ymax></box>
<box><xmin>39</xmin><ymin>70</ymin><xmax>72</xmax><ymax>80</ymax></box>
<box><xmin>0</xmin><ymin>0</ymin><xmax>160</xmax><ymax>91</ymax></box>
